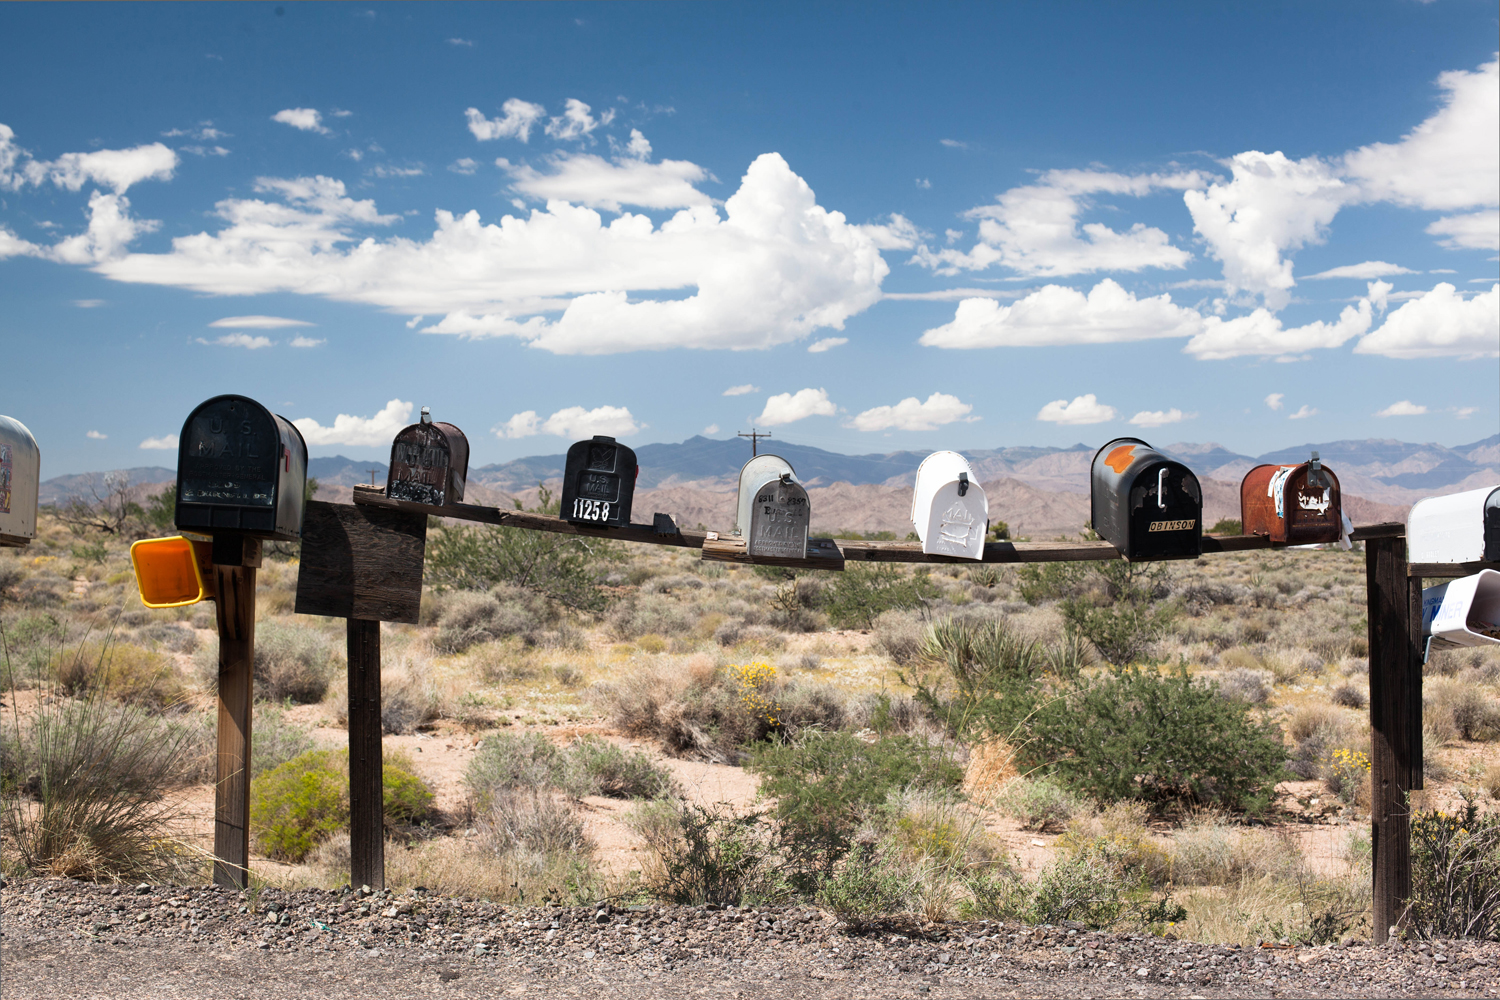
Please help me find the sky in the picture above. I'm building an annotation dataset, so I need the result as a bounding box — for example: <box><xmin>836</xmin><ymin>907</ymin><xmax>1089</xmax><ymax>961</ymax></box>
<box><xmin>1</xmin><ymin>2</ymin><xmax>1496</xmax><ymax>478</ymax></box>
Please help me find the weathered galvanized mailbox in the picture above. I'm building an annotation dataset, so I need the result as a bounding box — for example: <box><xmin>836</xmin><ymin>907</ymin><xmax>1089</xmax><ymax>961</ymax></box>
<box><xmin>1421</xmin><ymin>569</ymin><xmax>1500</xmax><ymax>651</ymax></box>
<box><xmin>560</xmin><ymin>435</ymin><xmax>638</xmax><ymax>528</ymax></box>
<box><xmin>1408</xmin><ymin>485</ymin><xmax>1500</xmax><ymax>565</ymax></box>
<box><xmin>1240</xmin><ymin>451</ymin><xmax>1343</xmax><ymax>545</ymax></box>
<box><xmin>0</xmin><ymin>415</ymin><xmax>40</xmax><ymax>548</ymax></box>
<box><xmin>910</xmin><ymin>451</ymin><xmax>989</xmax><ymax>560</ymax></box>
<box><xmin>174</xmin><ymin>394</ymin><xmax>308</xmax><ymax>544</ymax></box>
<box><xmin>387</xmin><ymin>407</ymin><xmax>469</xmax><ymax>507</ymax></box>
<box><xmin>1090</xmin><ymin>437</ymin><xmax>1202</xmax><ymax>561</ymax></box>
<box><xmin>735</xmin><ymin>454</ymin><xmax>809</xmax><ymax>560</ymax></box>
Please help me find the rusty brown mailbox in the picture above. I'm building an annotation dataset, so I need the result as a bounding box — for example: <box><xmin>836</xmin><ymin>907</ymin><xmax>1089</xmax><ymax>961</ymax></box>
<box><xmin>1090</xmin><ymin>437</ymin><xmax>1202</xmax><ymax>561</ymax></box>
<box><xmin>174</xmin><ymin>394</ymin><xmax>308</xmax><ymax>542</ymax></box>
<box><xmin>387</xmin><ymin>407</ymin><xmax>469</xmax><ymax>507</ymax></box>
<box><xmin>560</xmin><ymin>436</ymin><xmax>637</xmax><ymax>528</ymax></box>
<box><xmin>1240</xmin><ymin>452</ymin><xmax>1342</xmax><ymax>545</ymax></box>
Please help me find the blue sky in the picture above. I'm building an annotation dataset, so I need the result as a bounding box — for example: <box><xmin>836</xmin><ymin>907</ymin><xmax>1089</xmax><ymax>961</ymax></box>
<box><xmin>1</xmin><ymin>2</ymin><xmax>1496</xmax><ymax>478</ymax></box>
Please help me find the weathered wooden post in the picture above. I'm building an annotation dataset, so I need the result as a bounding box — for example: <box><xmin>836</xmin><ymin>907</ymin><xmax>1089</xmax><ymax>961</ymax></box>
<box><xmin>295</xmin><ymin>499</ymin><xmax>426</xmax><ymax>892</ymax></box>
<box><xmin>1358</xmin><ymin>523</ymin><xmax>1421</xmax><ymax>943</ymax></box>
<box><xmin>210</xmin><ymin>538</ymin><xmax>261</xmax><ymax>888</ymax></box>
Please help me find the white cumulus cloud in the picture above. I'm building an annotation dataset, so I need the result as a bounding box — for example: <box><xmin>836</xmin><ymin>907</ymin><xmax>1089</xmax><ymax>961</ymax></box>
<box><xmin>86</xmin><ymin>430</ymin><xmax>107</xmax><ymax>440</ymax></box>
<box><xmin>209</xmin><ymin>315</ymin><xmax>313</xmax><ymax>328</ymax></box>
<box><xmin>272</xmin><ymin>108</ymin><xmax>331</xmax><ymax>134</ymax></box>
<box><xmin>294</xmin><ymin>399</ymin><xmax>413</xmax><ymax>447</ymax></box>
<box><xmin>495</xmin><ymin>405</ymin><xmax>640</xmax><ymax>439</ymax></box>
<box><xmin>1304</xmin><ymin>261</ymin><xmax>1417</xmax><ymax>280</ymax></box>
<box><xmin>1183</xmin><ymin>296</ymin><xmax>1375</xmax><ymax>360</ymax></box>
<box><xmin>914</xmin><ymin>169</ymin><xmax>1205</xmax><ymax>278</ymax></box>
<box><xmin>723</xmin><ymin>384</ymin><xmax>759</xmax><ymax>396</ymax></box>
<box><xmin>465</xmin><ymin>99</ymin><xmax>546</xmax><ymax>142</ymax></box>
<box><xmin>502</xmin><ymin>151</ymin><xmax>712</xmax><ymax>212</ymax></box>
<box><xmin>1426</xmin><ymin>210</ymin><xmax>1500</xmax><ymax>251</ymax></box>
<box><xmin>919</xmin><ymin>279</ymin><xmax>1203</xmax><ymax>348</ymax></box>
<box><xmin>1264</xmin><ymin>392</ymin><xmax>1285</xmax><ymax>411</ymax></box>
<box><xmin>1354</xmin><ymin>283</ymin><xmax>1499</xmax><ymax>359</ymax></box>
<box><xmin>1376</xmin><ymin>400</ymin><xmax>1428</xmax><ymax>417</ymax></box>
<box><xmin>198</xmin><ymin>332</ymin><xmax>273</xmax><ymax>349</ymax></box>
<box><xmin>756</xmin><ymin>388</ymin><xmax>836</xmax><ymax>426</ymax></box>
<box><xmin>1036</xmin><ymin>394</ymin><xmax>1116</xmax><ymax>425</ymax></box>
<box><xmin>1288</xmin><ymin>405</ymin><xmax>1318</xmax><ymax>420</ymax></box>
<box><xmin>1129</xmin><ymin>408</ymin><xmax>1190</xmax><ymax>428</ymax></box>
<box><xmin>807</xmin><ymin>337</ymin><xmax>847</xmax><ymax>353</ymax></box>
<box><xmin>545</xmin><ymin>99</ymin><xmax>608</xmax><ymax>141</ymax></box>
<box><xmin>139</xmin><ymin>434</ymin><xmax>178</xmax><ymax>450</ymax></box>
<box><xmin>848</xmin><ymin>392</ymin><xmax>975</xmax><ymax>432</ymax></box>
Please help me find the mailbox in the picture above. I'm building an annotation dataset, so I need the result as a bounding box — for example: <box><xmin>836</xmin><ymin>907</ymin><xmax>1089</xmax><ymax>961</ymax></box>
<box><xmin>560</xmin><ymin>435</ymin><xmax>637</xmax><ymax>528</ymax></box>
<box><xmin>0</xmin><ymin>414</ymin><xmax>40</xmax><ymax>548</ymax></box>
<box><xmin>1090</xmin><ymin>437</ymin><xmax>1202</xmax><ymax>561</ymax></box>
<box><xmin>174</xmin><ymin>394</ymin><xmax>308</xmax><ymax>542</ymax></box>
<box><xmin>1421</xmin><ymin>569</ymin><xmax>1500</xmax><ymax>651</ymax></box>
<box><xmin>1408</xmin><ymin>485</ymin><xmax>1500</xmax><ymax>565</ymax></box>
<box><xmin>387</xmin><ymin>407</ymin><xmax>469</xmax><ymax>507</ymax></box>
<box><xmin>1240</xmin><ymin>451</ymin><xmax>1343</xmax><ymax>545</ymax></box>
<box><xmin>910</xmin><ymin>451</ymin><xmax>989</xmax><ymax>560</ymax></box>
<box><xmin>735</xmin><ymin>454</ymin><xmax>809</xmax><ymax>560</ymax></box>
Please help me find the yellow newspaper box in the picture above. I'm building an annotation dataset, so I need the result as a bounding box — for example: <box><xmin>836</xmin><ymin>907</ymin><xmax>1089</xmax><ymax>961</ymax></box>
<box><xmin>130</xmin><ymin>535</ymin><xmax>214</xmax><ymax>608</ymax></box>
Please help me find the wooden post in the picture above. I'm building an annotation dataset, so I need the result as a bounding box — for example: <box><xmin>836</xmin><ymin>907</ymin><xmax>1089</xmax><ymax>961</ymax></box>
<box><xmin>211</xmin><ymin>542</ymin><xmax>260</xmax><ymax>890</ymax></box>
<box><xmin>1366</xmin><ymin>530</ymin><xmax>1421</xmax><ymax>943</ymax></box>
<box><xmin>347</xmin><ymin>618</ymin><xmax>384</xmax><ymax>890</ymax></box>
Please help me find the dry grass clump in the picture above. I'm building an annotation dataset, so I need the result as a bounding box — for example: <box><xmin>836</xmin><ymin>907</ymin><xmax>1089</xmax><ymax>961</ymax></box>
<box><xmin>962</xmin><ymin>737</ymin><xmax>1019</xmax><ymax>799</ymax></box>
<box><xmin>1056</xmin><ymin>800</ymin><xmax>1171</xmax><ymax>888</ymax></box>
<box><xmin>1427</xmin><ymin>677</ymin><xmax>1500</xmax><ymax>742</ymax></box>
<box><xmin>1286</xmin><ymin>702</ymin><xmax>1366</xmax><ymax>781</ymax></box>
<box><xmin>50</xmin><ymin>641</ymin><xmax>186</xmax><ymax>710</ymax></box>
<box><xmin>1169</xmin><ymin>813</ymin><xmax>1298</xmax><ymax>886</ymax></box>
<box><xmin>990</xmin><ymin>777</ymin><xmax>1086</xmax><ymax>832</ymax></box>
<box><xmin>874</xmin><ymin>609</ymin><xmax>926</xmax><ymax>666</ymax></box>
<box><xmin>1215</xmin><ymin>666</ymin><xmax>1272</xmax><ymax>705</ymax></box>
<box><xmin>1329</xmin><ymin>680</ymin><xmax>1368</xmax><ymax>709</ymax></box>
<box><xmin>429</xmin><ymin>586</ymin><xmax>553</xmax><ymax>654</ymax></box>
<box><xmin>609</xmin><ymin>593</ymin><xmax>699</xmax><ymax>639</ymax></box>
<box><xmin>254</xmin><ymin>620</ymin><xmax>340</xmax><ymax>703</ymax></box>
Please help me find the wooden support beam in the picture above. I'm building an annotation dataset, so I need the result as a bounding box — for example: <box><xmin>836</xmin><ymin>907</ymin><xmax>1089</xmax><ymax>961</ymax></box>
<box><xmin>346</xmin><ymin>618</ymin><xmax>384</xmax><ymax>891</ymax></box>
<box><xmin>701</xmin><ymin>536</ymin><xmax>846</xmax><ymax>570</ymax></box>
<box><xmin>1367</xmin><ymin>533</ymin><xmax>1421</xmax><ymax>944</ymax></box>
<box><xmin>1409</xmin><ymin>561</ymin><xmax>1500</xmax><ymax>579</ymax></box>
<box><xmin>351</xmin><ymin>484</ymin><xmax>709</xmax><ymax>551</ymax></box>
<box><xmin>703</xmin><ymin>532</ymin><xmax>1278</xmax><ymax>568</ymax></box>
<box><xmin>210</xmin><ymin>540</ymin><xmax>260</xmax><ymax>890</ymax></box>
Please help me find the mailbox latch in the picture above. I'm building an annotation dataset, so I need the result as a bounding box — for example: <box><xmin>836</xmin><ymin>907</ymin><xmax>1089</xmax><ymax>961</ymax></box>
<box><xmin>958</xmin><ymin>472</ymin><xmax>969</xmax><ymax>497</ymax></box>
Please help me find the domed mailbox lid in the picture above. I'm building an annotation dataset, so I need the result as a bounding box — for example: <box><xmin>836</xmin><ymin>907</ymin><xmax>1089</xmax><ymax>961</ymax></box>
<box><xmin>0</xmin><ymin>414</ymin><xmax>40</xmax><ymax>547</ymax></box>
<box><xmin>1421</xmin><ymin>569</ymin><xmax>1500</xmax><ymax>651</ymax></box>
<box><xmin>174</xmin><ymin>394</ymin><xmax>308</xmax><ymax>542</ymax></box>
<box><xmin>560</xmin><ymin>435</ymin><xmax>637</xmax><ymax>528</ymax></box>
<box><xmin>1240</xmin><ymin>452</ymin><xmax>1343</xmax><ymax>545</ymax></box>
<box><xmin>735</xmin><ymin>454</ymin><xmax>797</xmax><ymax>538</ymax></box>
<box><xmin>911</xmin><ymin>451</ymin><xmax>988</xmax><ymax>560</ymax></box>
<box><xmin>1408</xmin><ymin>485</ymin><xmax>1500</xmax><ymax>565</ymax></box>
<box><xmin>1090</xmin><ymin>437</ymin><xmax>1202</xmax><ymax>561</ymax></box>
<box><xmin>387</xmin><ymin>407</ymin><xmax>469</xmax><ymax>507</ymax></box>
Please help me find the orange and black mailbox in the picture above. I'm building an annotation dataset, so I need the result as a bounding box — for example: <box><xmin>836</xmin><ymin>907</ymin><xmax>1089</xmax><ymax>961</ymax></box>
<box><xmin>387</xmin><ymin>406</ymin><xmax>469</xmax><ymax>507</ymax></box>
<box><xmin>174</xmin><ymin>394</ymin><xmax>308</xmax><ymax>562</ymax></box>
<box><xmin>1241</xmin><ymin>452</ymin><xmax>1342</xmax><ymax>545</ymax></box>
<box><xmin>1090</xmin><ymin>437</ymin><xmax>1202</xmax><ymax>561</ymax></box>
<box><xmin>560</xmin><ymin>435</ymin><xmax>637</xmax><ymax>528</ymax></box>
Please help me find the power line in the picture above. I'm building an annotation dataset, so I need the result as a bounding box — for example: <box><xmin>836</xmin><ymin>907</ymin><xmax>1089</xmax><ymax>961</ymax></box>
<box><xmin>737</xmin><ymin>428</ymin><xmax>772</xmax><ymax>457</ymax></box>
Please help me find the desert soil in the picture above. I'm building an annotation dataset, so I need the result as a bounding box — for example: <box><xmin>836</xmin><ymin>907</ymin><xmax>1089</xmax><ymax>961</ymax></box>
<box><xmin>3</xmin><ymin>879</ymin><xmax>1498</xmax><ymax>1000</ymax></box>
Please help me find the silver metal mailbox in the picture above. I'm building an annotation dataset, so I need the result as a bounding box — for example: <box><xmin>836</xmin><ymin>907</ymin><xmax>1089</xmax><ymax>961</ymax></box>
<box><xmin>1408</xmin><ymin>485</ymin><xmax>1500</xmax><ymax>565</ymax></box>
<box><xmin>735</xmin><ymin>454</ymin><xmax>809</xmax><ymax>560</ymax></box>
<box><xmin>0</xmin><ymin>415</ymin><xmax>40</xmax><ymax>547</ymax></box>
<box><xmin>910</xmin><ymin>450</ymin><xmax>989</xmax><ymax>560</ymax></box>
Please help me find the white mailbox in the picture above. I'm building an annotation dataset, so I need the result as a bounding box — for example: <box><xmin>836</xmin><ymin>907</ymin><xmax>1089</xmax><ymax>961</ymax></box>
<box><xmin>910</xmin><ymin>451</ymin><xmax>989</xmax><ymax>560</ymax></box>
<box><xmin>0</xmin><ymin>415</ymin><xmax>40</xmax><ymax>547</ymax></box>
<box><xmin>734</xmin><ymin>454</ymin><xmax>809</xmax><ymax>560</ymax></box>
<box><xmin>1407</xmin><ymin>485</ymin><xmax>1500</xmax><ymax>564</ymax></box>
<box><xmin>1421</xmin><ymin>569</ymin><xmax>1500</xmax><ymax>651</ymax></box>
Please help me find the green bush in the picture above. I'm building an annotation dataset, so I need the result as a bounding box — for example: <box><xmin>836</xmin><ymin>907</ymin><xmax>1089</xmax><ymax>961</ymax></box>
<box><xmin>250</xmin><ymin>748</ymin><xmax>433</xmax><ymax>862</ymax></box>
<box><xmin>1409</xmin><ymin>801</ymin><xmax>1500</xmax><ymax>940</ymax></box>
<box><xmin>748</xmin><ymin>730</ymin><xmax>961</xmax><ymax>869</ymax></box>
<box><xmin>629</xmin><ymin>799</ymin><xmax>785</xmax><ymax>907</ymax></box>
<box><xmin>465</xmin><ymin>731</ymin><xmax>673</xmax><ymax>807</ymax></box>
<box><xmin>1060</xmin><ymin>598</ymin><xmax>1175</xmax><ymax>667</ymax></box>
<box><xmin>569</xmin><ymin>736</ymin><xmax>676</xmax><ymax>799</ymax></box>
<box><xmin>1024</xmin><ymin>666</ymin><xmax>1288</xmax><ymax>811</ymax></box>
<box><xmin>823</xmin><ymin>564</ymin><xmax>939</xmax><ymax>630</ymax></box>
<box><xmin>990</xmin><ymin>777</ymin><xmax>1086</xmax><ymax>832</ymax></box>
<box><xmin>251</xmin><ymin>704</ymin><xmax>316</xmax><ymax>778</ymax></box>
<box><xmin>815</xmin><ymin>844</ymin><xmax>912</xmax><ymax>928</ymax></box>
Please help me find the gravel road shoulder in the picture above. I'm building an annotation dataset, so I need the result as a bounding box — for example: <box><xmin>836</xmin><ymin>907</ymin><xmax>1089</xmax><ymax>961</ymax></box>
<box><xmin>3</xmin><ymin>879</ymin><xmax>1497</xmax><ymax>999</ymax></box>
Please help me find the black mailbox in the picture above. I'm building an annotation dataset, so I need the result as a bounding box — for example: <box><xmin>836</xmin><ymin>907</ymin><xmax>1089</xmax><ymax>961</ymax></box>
<box><xmin>387</xmin><ymin>407</ymin><xmax>469</xmax><ymax>507</ymax></box>
<box><xmin>174</xmin><ymin>394</ymin><xmax>308</xmax><ymax>542</ymax></box>
<box><xmin>1090</xmin><ymin>437</ymin><xmax>1202</xmax><ymax>561</ymax></box>
<box><xmin>560</xmin><ymin>435</ymin><xmax>637</xmax><ymax>528</ymax></box>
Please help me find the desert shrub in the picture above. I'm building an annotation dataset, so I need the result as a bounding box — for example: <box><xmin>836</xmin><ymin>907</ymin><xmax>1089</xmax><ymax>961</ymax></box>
<box><xmin>249</xmin><ymin>748</ymin><xmax>433</xmax><ymax>862</ymax></box>
<box><xmin>1330</xmin><ymin>681</ymin><xmax>1368</xmax><ymax>709</ymax></box>
<box><xmin>134</xmin><ymin>621</ymin><xmax>198</xmax><ymax>653</ymax></box>
<box><xmin>570</xmin><ymin>736</ymin><xmax>676</xmax><ymax>799</ymax></box>
<box><xmin>1323</xmin><ymin>747</ymin><xmax>1370</xmax><ymax>804</ymax></box>
<box><xmin>776</xmin><ymin>681</ymin><xmax>866</xmax><ymax>734</ymax></box>
<box><xmin>816</xmin><ymin>843</ymin><xmax>913</xmax><ymax>927</ymax></box>
<box><xmin>1057</xmin><ymin>801</ymin><xmax>1171</xmax><ymax>888</ymax></box>
<box><xmin>609</xmin><ymin>593</ymin><xmax>699</xmax><ymax>639</ymax></box>
<box><xmin>433</xmin><ymin>587</ymin><xmax>552</xmax><ymax>653</ymax></box>
<box><xmin>1024</xmin><ymin>666</ymin><xmax>1288</xmax><ymax>811</ymax></box>
<box><xmin>630</xmin><ymin>799</ymin><xmax>784</xmax><ymax>907</ymax></box>
<box><xmin>379</xmin><ymin>653</ymin><xmax>443</xmax><ymax>734</ymax></box>
<box><xmin>424</xmin><ymin>489</ymin><xmax>617</xmax><ymax>612</ymax></box>
<box><xmin>1060</xmin><ymin>597</ymin><xmax>1175</xmax><ymax>668</ymax></box>
<box><xmin>1015</xmin><ymin>562</ymin><xmax>1091</xmax><ymax>605</ymax></box>
<box><xmin>883</xmin><ymin>788</ymin><xmax>995</xmax><ymax>866</ymax></box>
<box><xmin>969</xmin><ymin>840</ymin><xmax>1178</xmax><ymax>930</ymax></box>
<box><xmin>1216</xmin><ymin>667</ymin><xmax>1272</xmax><ymax>705</ymax></box>
<box><xmin>1285</xmin><ymin>703</ymin><xmax>1362</xmax><ymax>780</ymax></box>
<box><xmin>1209</xmin><ymin>518</ymin><xmax>1242</xmax><ymax>535</ymax></box>
<box><xmin>1427</xmin><ymin>678</ymin><xmax>1500</xmax><ymax>742</ymax></box>
<box><xmin>1484</xmin><ymin>763</ymin><xmax>1500</xmax><ymax>801</ymax></box>
<box><xmin>250</xmin><ymin>704</ymin><xmax>316</xmax><ymax>777</ymax></box>
<box><xmin>1408</xmin><ymin>802</ymin><xmax>1500</xmax><ymax>940</ymax></box>
<box><xmin>713</xmin><ymin>619</ymin><xmax>745</xmax><ymax>646</ymax></box>
<box><xmin>476</xmin><ymin>787</ymin><xmax>593</xmax><ymax>860</ymax></box>
<box><xmin>467</xmin><ymin>731</ymin><xmax>673</xmax><ymax>805</ymax></box>
<box><xmin>1169</xmin><ymin>814</ymin><xmax>1300</xmax><ymax>886</ymax></box>
<box><xmin>596</xmin><ymin>660</ymin><xmax>769</xmax><ymax>762</ymax></box>
<box><xmin>254</xmin><ymin>621</ymin><xmax>337</xmax><ymax>704</ymax></box>
<box><xmin>748</xmin><ymin>730</ymin><xmax>962</xmax><ymax>870</ymax></box>
<box><xmin>1</xmin><ymin>690</ymin><xmax>200</xmax><ymax>882</ymax></box>
<box><xmin>991</xmin><ymin>777</ymin><xmax>1086</xmax><ymax>832</ymax></box>
<box><xmin>50</xmin><ymin>641</ymin><xmax>185</xmax><ymax>710</ymax></box>
<box><xmin>823</xmin><ymin>564</ymin><xmax>939</xmax><ymax>629</ymax></box>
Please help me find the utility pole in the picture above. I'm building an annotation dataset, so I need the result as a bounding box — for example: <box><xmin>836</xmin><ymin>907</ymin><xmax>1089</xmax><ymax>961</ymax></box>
<box><xmin>737</xmin><ymin>428</ymin><xmax>772</xmax><ymax>457</ymax></box>
<box><xmin>366</xmin><ymin>469</ymin><xmax>380</xmax><ymax>486</ymax></box>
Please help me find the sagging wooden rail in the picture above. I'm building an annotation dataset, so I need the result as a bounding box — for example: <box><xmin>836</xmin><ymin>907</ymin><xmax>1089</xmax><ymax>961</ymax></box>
<box><xmin>333</xmin><ymin>489</ymin><xmax>1494</xmax><ymax>943</ymax></box>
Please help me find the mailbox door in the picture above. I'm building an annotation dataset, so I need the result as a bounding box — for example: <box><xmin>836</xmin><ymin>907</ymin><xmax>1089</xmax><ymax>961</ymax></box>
<box><xmin>561</xmin><ymin>436</ymin><xmax>637</xmax><ymax>528</ymax></box>
<box><xmin>388</xmin><ymin>423</ymin><xmax>455</xmax><ymax>506</ymax></box>
<box><xmin>1283</xmin><ymin>465</ymin><xmax>1341</xmax><ymax>545</ymax></box>
<box><xmin>1090</xmin><ymin>437</ymin><xmax>1152</xmax><ymax>554</ymax></box>
<box><xmin>735</xmin><ymin>454</ymin><xmax>796</xmax><ymax>536</ymax></box>
<box><xmin>747</xmin><ymin>475</ymin><xmax>810</xmax><ymax>560</ymax></box>
<box><xmin>176</xmin><ymin>395</ymin><xmax>304</xmax><ymax>541</ymax></box>
<box><xmin>0</xmin><ymin>415</ymin><xmax>40</xmax><ymax>546</ymax></box>
<box><xmin>920</xmin><ymin>481</ymin><xmax>988</xmax><ymax>559</ymax></box>
<box><xmin>911</xmin><ymin>451</ymin><xmax>974</xmax><ymax>540</ymax></box>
